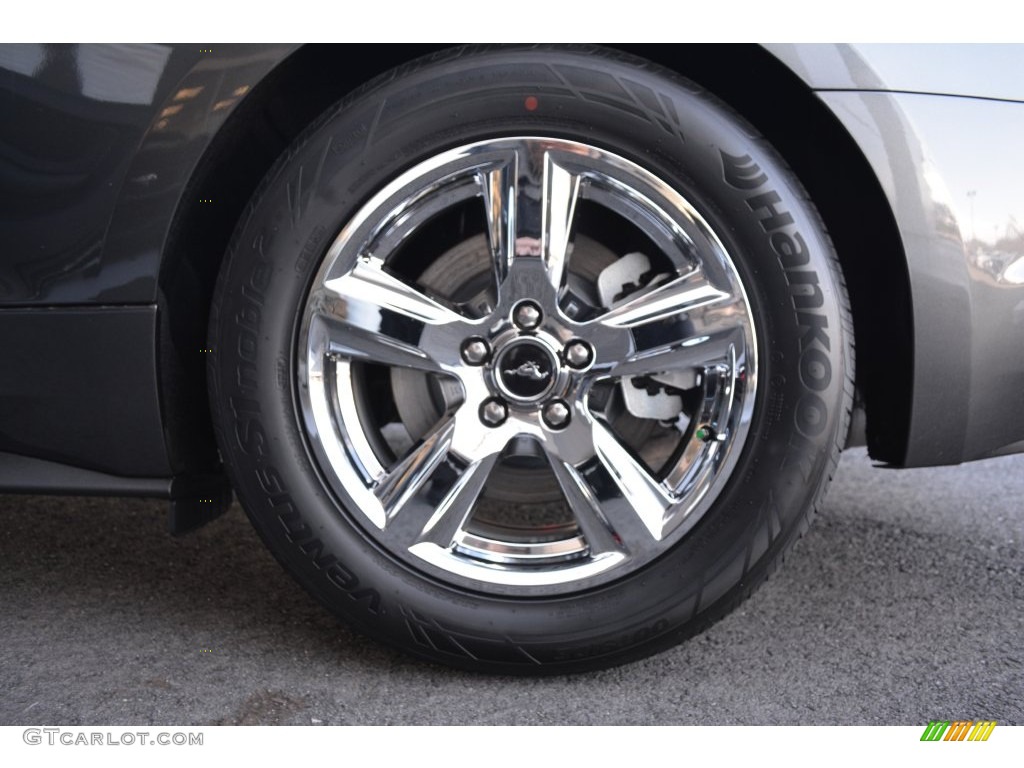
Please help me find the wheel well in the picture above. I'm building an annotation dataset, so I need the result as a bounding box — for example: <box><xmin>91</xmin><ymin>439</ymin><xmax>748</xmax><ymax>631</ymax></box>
<box><xmin>622</xmin><ymin>44</ymin><xmax>913</xmax><ymax>464</ymax></box>
<box><xmin>159</xmin><ymin>43</ymin><xmax>912</xmax><ymax>474</ymax></box>
<box><xmin>157</xmin><ymin>45</ymin><xmax>444</xmax><ymax>475</ymax></box>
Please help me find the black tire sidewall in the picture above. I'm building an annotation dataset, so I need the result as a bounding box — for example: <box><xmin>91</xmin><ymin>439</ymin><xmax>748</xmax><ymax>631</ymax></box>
<box><xmin>209</xmin><ymin>46</ymin><xmax>851</xmax><ymax>672</ymax></box>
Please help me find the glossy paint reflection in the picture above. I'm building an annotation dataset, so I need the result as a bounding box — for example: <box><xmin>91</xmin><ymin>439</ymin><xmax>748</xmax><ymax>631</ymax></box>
<box><xmin>822</xmin><ymin>90</ymin><xmax>1024</xmax><ymax>464</ymax></box>
<box><xmin>0</xmin><ymin>44</ymin><xmax>292</xmax><ymax>304</ymax></box>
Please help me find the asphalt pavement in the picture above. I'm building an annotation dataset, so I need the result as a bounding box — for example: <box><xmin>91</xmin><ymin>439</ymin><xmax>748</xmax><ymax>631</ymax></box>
<box><xmin>1</xmin><ymin>448</ymin><xmax>1021</xmax><ymax>725</ymax></box>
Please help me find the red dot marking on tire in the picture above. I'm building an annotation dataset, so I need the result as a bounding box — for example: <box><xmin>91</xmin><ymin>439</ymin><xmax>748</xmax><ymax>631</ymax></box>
<box><xmin>524</xmin><ymin>96</ymin><xmax>538</xmax><ymax>112</ymax></box>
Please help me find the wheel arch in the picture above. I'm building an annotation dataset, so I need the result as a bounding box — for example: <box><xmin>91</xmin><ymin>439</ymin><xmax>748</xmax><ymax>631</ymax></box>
<box><xmin>155</xmin><ymin>44</ymin><xmax>444</xmax><ymax>475</ymax></box>
<box><xmin>619</xmin><ymin>44</ymin><xmax>913</xmax><ymax>464</ymax></box>
<box><xmin>157</xmin><ymin>43</ymin><xmax>914</xmax><ymax>475</ymax></box>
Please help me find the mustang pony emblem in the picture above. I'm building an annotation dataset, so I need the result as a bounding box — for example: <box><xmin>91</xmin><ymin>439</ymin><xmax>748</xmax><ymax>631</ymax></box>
<box><xmin>504</xmin><ymin>361</ymin><xmax>550</xmax><ymax>381</ymax></box>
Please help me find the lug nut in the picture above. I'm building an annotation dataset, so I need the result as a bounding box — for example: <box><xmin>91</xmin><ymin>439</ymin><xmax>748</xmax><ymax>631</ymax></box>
<box><xmin>480</xmin><ymin>398</ymin><xmax>508</xmax><ymax>427</ymax></box>
<box><xmin>542</xmin><ymin>400</ymin><xmax>571</xmax><ymax>429</ymax></box>
<box><xmin>513</xmin><ymin>300</ymin><xmax>542</xmax><ymax>331</ymax></box>
<box><xmin>461</xmin><ymin>337</ymin><xmax>490</xmax><ymax>366</ymax></box>
<box><xmin>563</xmin><ymin>339</ymin><xmax>593</xmax><ymax>369</ymax></box>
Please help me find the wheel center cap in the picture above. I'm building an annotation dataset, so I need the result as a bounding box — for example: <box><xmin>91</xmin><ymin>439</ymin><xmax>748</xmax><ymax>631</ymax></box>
<box><xmin>495</xmin><ymin>339</ymin><xmax>557</xmax><ymax>401</ymax></box>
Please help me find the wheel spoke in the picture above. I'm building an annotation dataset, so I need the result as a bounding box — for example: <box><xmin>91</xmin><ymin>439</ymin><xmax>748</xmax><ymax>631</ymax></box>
<box><xmin>309</xmin><ymin>314</ymin><xmax>440</xmax><ymax>373</ymax></box>
<box><xmin>381</xmin><ymin>437</ymin><xmax>499</xmax><ymax>551</ymax></box>
<box><xmin>480</xmin><ymin>160</ymin><xmax>517</xmax><ymax>288</ymax></box>
<box><xmin>413</xmin><ymin>452</ymin><xmax>499</xmax><ymax>548</ymax></box>
<box><xmin>611</xmin><ymin>326</ymin><xmax>744</xmax><ymax>380</ymax></box>
<box><xmin>366</xmin><ymin>173</ymin><xmax>479</xmax><ymax>261</ymax></box>
<box><xmin>599</xmin><ymin>266</ymin><xmax>730</xmax><ymax>328</ymax></box>
<box><xmin>541</xmin><ymin>153</ymin><xmax>581</xmax><ymax>292</ymax></box>
<box><xmin>314</xmin><ymin>256</ymin><xmax>473</xmax><ymax>372</ymax></box>
<box><xmin>590</xmin><ymin>421</ymin><xmax>673</xmax><ymax>545</ymax></box>
<box><xmin>584</xmin><ymin>180</ymin><xmax>737</xmax><ymax>293</ymax></box>
<box><xmin>374</xmin><ymin>420</ymin><xmax>456</xmax><ymax>524</ymax></box>
<box><xmin>490</xmin><ymin>146</ymin><xmax>582</xmax><ymax>306</ymax></box>
<box><xmin>548</xmin><ymin>457</ymin><xmax>623</xmax><ymax>557</ymax></box>
<box><xmin>325</xmin><ymin>257</ymin><xmax>467</xmax><ymax>327</ymax></box>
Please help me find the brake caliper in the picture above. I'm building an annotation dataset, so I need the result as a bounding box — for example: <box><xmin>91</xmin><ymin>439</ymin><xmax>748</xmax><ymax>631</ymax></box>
<box><xmin>597</xmin><ymin>252</ymin><xmax>692</xmax><ymax>422</ymax></box>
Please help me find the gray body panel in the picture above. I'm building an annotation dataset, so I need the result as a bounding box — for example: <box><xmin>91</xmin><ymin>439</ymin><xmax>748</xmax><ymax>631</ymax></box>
<box><xmin>820</xmin><ymin>92</ymin><xmax>1024</xmax><ymax>465</ymax></box>
<box><xmin>766</xmin><ymin>43</ymin><xmax>1024</xmax><ymax>103</ymax></box>
<box><xmin>769</xmin><ymin>44</ymin><xmax>1024</xmax><ymax>465</ymax></box>
<box><xmin>0</xmin><ymin>43</ymin><xmax>295</xmax><ymax>306</ymax></box>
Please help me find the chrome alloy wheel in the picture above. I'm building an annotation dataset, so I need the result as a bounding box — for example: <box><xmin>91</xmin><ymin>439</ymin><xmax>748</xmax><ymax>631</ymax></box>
<box><xmin>297</xmin><ymin>137</ymin><xmax>758</xmax><ymax>596</ymax></box>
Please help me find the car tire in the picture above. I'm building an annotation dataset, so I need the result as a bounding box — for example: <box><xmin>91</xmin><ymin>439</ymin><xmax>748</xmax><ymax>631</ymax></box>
<box><xmin>207</xmin><ymin>45</ymin><xmax>853</xmax><ymax>673</ymax></box>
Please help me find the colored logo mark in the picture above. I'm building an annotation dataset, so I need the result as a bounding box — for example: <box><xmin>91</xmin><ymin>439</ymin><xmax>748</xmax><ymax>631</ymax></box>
<box><xmin>920</xmin><ymin>720</ymin><xmax>996</xmax><ymax>741</ymax></box>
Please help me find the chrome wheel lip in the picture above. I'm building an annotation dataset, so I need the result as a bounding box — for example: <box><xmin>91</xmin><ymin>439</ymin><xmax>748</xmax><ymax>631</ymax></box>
<box><xmin>296</xmin><ymin>136</ymin><xmax>758</xmax><ymax>596</ymax></box>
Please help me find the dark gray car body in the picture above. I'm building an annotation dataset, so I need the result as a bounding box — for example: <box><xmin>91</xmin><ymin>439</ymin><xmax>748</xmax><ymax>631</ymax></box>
<box><xmin>1</xmin><ymin>44</ymin><xmax>1022</xmax><ymax>520</ymax></box>
<box><xmin>768</xmin><ymin>44</ymin><xmax>1024</xmax><ymax>467</ymax></box>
